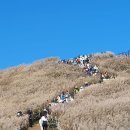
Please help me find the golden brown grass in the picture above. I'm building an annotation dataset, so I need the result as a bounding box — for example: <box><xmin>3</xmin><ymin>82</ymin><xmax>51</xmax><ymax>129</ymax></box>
<box><xmin>59</xmin><ymin>75</ymin><xmax>130</xmax><ymax>130</ymax></box>
<box><xmin>91</xmin><ymin>53</ymin><xmax>130</xmax><ymax>74</ymax></box>
<box><xmin>1</xmin><ymin>53</ymin><xmax>130</xmax><ymax>130</ymax></box>
<box><xmin>58</xmin><ymin>54</ymin><xmax>130</xmax><ymax>130</ymax></box>
<box><xmin>0</xmin><ymin>58</ymin><xmax>91</xmax><ymax>130</ymax></box>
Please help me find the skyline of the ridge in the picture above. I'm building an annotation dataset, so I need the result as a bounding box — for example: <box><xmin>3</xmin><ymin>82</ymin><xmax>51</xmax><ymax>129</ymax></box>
<box><xmin>0</xmin><ymin>50</ymin><xmax>130</xmax><ymax>70</ymax></box>
<box><xmin>0</xmin><ymin>0</ymin><xmax>130</xmax><ymax>69</ymax></box>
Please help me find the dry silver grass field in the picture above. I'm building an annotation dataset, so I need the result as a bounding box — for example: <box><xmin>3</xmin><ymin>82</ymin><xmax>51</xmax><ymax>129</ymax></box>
<box><xmin>0</xmin><ymin>58</ymin><xmax>92</xmax><ymax>130</ymax></box>
<box><xmin>0</xmin><ymin>54</ymin><xmax>130</xmax><ymax>130</ymax></box>
<box><xmin>58</xmin><ymin>54</ymin><xmax>130</xmax><ymax>130</ymax></box>
<box><xmin>59</xmin><ymin>75</ymin><xmax>130</xmax><ymax>130</ymax></box>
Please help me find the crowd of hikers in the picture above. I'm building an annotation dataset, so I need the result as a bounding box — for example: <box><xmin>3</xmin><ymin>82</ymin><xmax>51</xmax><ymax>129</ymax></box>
<box><xmin>17</xmin><ymin>81</ymin><xmax>90</xmax><ymax>130</ymax></box>
<box><xmin>60</xmin><ymin>55</ymin><xmax>99</xmax><ymax>76</ymax></box>
<box><xmin>17</xmin><ymin>54</ymin><xmax>113</xmax><ymax>130</ymax></box>
<box><xmin>50</xmin><ymin>82</ymin><xmax>89</xmax><ymax>106</ymax></box>
<box><xmin>24</xmin><ymin>82</ymin><xmax>90</xmax><ymax>130</ymax></box>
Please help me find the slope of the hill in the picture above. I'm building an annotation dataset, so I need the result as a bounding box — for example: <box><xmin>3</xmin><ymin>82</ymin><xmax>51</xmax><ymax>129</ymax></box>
<box><xmin>0</xmin><ymin>58</ymin><xmax>98</xmax><ymax>130</ymax></box>
<box><xmin>1</xmin><ymin>53</ymin><xmax>129</xmax><ymax>130</ymax></box>
<box><xmin>58</xmin><ymin>55</ymin><xmax>130</xmax><ymax>130</ymax></box>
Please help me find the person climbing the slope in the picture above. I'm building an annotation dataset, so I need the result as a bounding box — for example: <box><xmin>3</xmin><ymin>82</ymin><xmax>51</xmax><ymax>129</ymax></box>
<box><xmin>74</xmin><ymin>86</ymin><xmax>79</xmax><ymax>94</ymax></box>
<box><xmin>39</xmin><ymin>108</ymin><xmax>49</xmax><ymax>130</ymax></box>
<box><xmin>39</xmin><ymin>111</ymin><xmax>48</xmax><ymax>130</ymax></box>
<box><xmin>42</xmin><ymin>111</ymin><xmax>48</xmax><ymax>130</ymax></box>
<box><xmin>60</xmin><ymin>91</ymin><xmax>65</xmax><ymax>103</ymax></box>
<box><xmin>28</xmin><ymin>109</ymin><xmax>33</xmax><ymax>127</ymax></box>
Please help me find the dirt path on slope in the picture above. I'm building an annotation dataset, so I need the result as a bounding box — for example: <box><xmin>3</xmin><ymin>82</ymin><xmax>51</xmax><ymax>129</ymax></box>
<box><xmin>28</xmin><ymin>124</ymin><xmax>40</xmax><ymax>130</ymax></box>
<box><xmin>28</xmin><ymin>124</ymin><xmax>56</xmax><ymax>130</ymax></box>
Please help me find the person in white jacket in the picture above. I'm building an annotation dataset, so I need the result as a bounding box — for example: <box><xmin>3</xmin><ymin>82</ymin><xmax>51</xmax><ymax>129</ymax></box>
<box><xmin>39</xmin><ymin>112</ymin><xmax>48</xmax><ymax>130</ymax></box>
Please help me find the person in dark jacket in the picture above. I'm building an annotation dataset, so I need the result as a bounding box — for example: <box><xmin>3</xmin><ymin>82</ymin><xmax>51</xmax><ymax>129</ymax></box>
<box><xmin>28</xmin><ymin>109</ymin><xmax>33</xmax><ymax>127</ymax></box>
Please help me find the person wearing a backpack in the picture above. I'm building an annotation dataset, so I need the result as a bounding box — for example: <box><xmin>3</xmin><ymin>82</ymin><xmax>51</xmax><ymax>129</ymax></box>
<box><xmin>41</xmin><ymin>111</ymin><xmax>48</xmax><ymax>130</ymax></box>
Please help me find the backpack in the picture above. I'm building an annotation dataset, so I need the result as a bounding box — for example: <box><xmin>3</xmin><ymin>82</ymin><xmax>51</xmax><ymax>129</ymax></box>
<box><xmin>42</xmin><ymin>121</ymin><xmax>47</xmax><ymax>126</ymax></box>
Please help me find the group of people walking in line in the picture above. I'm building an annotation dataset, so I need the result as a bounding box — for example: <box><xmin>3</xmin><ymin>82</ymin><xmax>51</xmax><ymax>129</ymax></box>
<box><xmin>61</xmin><ymin>54</ymin><xmax>112</xmax><ymax>80</ymax></box>
<box><xmin>37</xmin><ymin>82</ymin><xmax>90</xmax><ymax>130</ymax></box>
<box><xmin>26</xmin><ymin>108</ymin><xmax>49</xmax><ymax>130</ymax></box>
<box><xmin>61</xmin><ymin>55</ymin><xmax>99</xmax><ymax>76</ymax></box>
<box><xmin>50</xmin><ymin>82</ymin><xmax>90</xmax><ymax>106</ymax></box>
<box><xmin>17</xmin><ymin>54</ymin><xmax>113</xmax><ymax>130</ymax></box>
<box><xmin>22</xmin><ymin>80</ymin><xmax>90</xmax><ymax>130</ymax></box>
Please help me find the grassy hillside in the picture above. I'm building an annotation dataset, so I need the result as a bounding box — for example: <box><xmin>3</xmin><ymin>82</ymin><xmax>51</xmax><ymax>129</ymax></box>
<box><xmin>58</xmin><ymin>54</ymin><xmax>130</xmax><ymax>130</ymax></box>
<box><xmin>0</xmin><ymin>53</ymin><xmax>130</xmax><ymax>130</ymax></box>
<box><xmin>0</xmin><ymin>58</ymin><xmax>93</xmax><ymax>130</ymax></box>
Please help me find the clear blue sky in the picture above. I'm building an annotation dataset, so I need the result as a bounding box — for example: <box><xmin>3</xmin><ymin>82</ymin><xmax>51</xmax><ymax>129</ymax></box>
<box><xmin>0</xmin><ymin>0</ymin><xmax>130</xmax><ymax>69</ymax></box>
